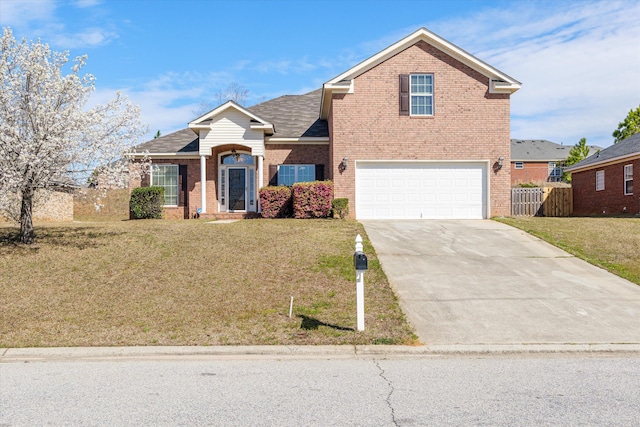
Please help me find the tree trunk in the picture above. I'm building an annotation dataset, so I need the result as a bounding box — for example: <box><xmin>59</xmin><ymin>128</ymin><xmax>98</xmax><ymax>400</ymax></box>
<box><xmin>20</xmin><ymin>188</ymin><xmax>35</xmax><ymax>244</ymax></box>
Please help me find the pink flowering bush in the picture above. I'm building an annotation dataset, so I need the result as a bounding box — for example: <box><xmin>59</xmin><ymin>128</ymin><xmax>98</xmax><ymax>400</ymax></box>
<box><xmin>259</xmin><ymin>186</ymin><xmax>293</xmax><ymax>218</ymax></box>
<box><xmin>292</xmin><ymin>181</ymin><xmax>334</xmax><ymax>219</ymax></box>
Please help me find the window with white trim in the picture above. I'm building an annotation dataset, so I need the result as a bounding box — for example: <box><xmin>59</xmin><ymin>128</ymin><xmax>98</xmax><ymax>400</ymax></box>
<box><xmin>624</xmin><ymin>164</ymin><xmax>633</xmax><ymax>195</ymax></box>
<box><xmin>514</xmin><ymin>162</ymin><xmax>524</xmax><ymax>169</ymax></box>
<box><xmin>277</xmin><ymin>165</ymin><xmax>315</xmax><ymax>186</ymax></box>
<box><xmin>151</xmin><ymin>164</ymin><xmax>178</xmax><ymax>205</ymax></box>
<box><xmin>410</xmin><ymin>74</ymin><xmax>434</xmax><ymax>116</ymax></box>
<box><xmin>596</xmin><ymin>170</ymin><xmax>605</xmax><ymax>191</ymax></box>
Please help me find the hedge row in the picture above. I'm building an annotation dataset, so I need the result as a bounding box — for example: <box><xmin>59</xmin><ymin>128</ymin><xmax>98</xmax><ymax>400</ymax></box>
<box><xmin>259</xmin><ymin>181</ymin><xmax>334</xmax><ymax>219</ymax></box>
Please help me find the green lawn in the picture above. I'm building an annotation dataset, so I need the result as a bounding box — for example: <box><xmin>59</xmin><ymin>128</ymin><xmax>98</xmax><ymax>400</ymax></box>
<box><xmin>0</xmin><ymin>219</ymin><xmax>417</xmax><ymax>348</ymax></box>
<box><xmin>496</xmin><ymin>216</ymin><xmax>640</xmax><ymax>286</ymax></box>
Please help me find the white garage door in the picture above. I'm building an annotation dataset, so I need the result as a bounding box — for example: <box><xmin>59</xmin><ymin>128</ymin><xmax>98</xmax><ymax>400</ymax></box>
<box><xmin>356</xmin><ymin>162</ymin><xmax>487</xmax><ymax>219</ymax></box>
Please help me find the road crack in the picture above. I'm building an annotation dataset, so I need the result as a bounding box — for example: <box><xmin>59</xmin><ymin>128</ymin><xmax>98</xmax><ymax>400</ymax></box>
<box><xmin>374</xmin><ymin>360</ymin><xmax>399</xmax><ymax>426</ymax></box>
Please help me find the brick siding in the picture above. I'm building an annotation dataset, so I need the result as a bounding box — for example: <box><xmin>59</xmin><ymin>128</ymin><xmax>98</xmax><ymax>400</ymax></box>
<box><xmin>511</xmin><ymin>162</ymin><xmax>553</xmax><ymax>185</ymax></box>
<box><xmin>329</xmin><ymin>41</ymin><xmax>512</xmax><ymax>217</ymax></box>
<box><xmin>572</xmin><ymin>159</ymin><xmax>639</xmax><ymax>215</ymax></box>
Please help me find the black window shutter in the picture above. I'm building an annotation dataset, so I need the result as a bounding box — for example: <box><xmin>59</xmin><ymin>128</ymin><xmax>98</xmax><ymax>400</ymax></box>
<box><xmin>399</xmin><ymin>74</ymin><xmax>409</xmax><ymax>116</ymax></box>
<box><xmin>315</xmin><ymin>164</ymin><xmax>324</xmax><ymax>181</ymax></box>
<box><xmin>178</xmin><ymin>165</ymin><xmax>188</xmax><ymax>207</ymax></box>
<box><xmin>268</xmin><ymin>165</ymin><xmax>278</xmax><ymax>186</ymax></box>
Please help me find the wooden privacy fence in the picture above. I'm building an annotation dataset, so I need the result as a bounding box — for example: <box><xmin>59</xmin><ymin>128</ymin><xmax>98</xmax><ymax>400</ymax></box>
<box><xmin>511</xmin><ymin>187</ymin><xmax>573</xmax><ymax>217</ymax></box>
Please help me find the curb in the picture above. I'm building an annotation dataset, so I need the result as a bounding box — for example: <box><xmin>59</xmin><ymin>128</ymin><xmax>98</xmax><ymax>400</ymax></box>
<box><xmin>3</xmin><ymin>344</ymin><xmax>640</xmax><ymax>362</ymax></box>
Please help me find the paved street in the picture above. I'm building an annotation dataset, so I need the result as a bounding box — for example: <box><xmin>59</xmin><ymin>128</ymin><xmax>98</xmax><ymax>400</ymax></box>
<box><xmin>2</xmin><ymin>354</ymin><xmax>640</xmax><ymax>426</ymax></box>
<box><xmin>363</xmin><ymin>220</ymin><xmax>640</xmax><ymax>345</ymax></box>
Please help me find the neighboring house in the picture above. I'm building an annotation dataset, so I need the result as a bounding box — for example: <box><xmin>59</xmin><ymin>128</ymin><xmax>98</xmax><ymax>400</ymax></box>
<box><xmin>565</xmin><ymin>133</ymin><xmax>639</xmax><ymax>215</ymax></box>
<box><xmin>510</xmin><ymin>139</ymin><xmax>600</xmax><ymax>185</ymax></box>
<box><xmin>131</xmin><ymin>28</ymin><xmax>520</xmax><ymax>220</ymax></box>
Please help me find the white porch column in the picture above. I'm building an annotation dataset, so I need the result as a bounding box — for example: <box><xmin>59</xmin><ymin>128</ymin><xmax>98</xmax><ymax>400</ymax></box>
<box><xmin>200</xmin><ymin>155</ymin><xmax>207</xmax><ymax>214</ymax></box>
<box><xmin>257</xmin><ymin>155</ymin><xmax>264</xmax><ymax>213</ymax></box>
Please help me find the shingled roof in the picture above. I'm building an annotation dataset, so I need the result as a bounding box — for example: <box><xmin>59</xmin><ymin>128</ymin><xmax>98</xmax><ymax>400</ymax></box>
<box><xmin>511</xmin><ymin>139</ymin><xmax>601</xmax><ymax>162</ymax></box>
<box><xmin>135</xmin><ymin>128</ymin><xmax>199</xmax><ymax>154</ymax></box>
<box><xmin>135</xmin><ymin>90</ymin><xmax>327</xmax><ymax>154</ymax></box>
<box><xmin>565</xmin><ymin>133</ymin><xmax>640</xmax><ymax>172</ymax></box>
<box><xmin>248</xmin><ymin>89</ymin><xmax>328</xmax><ymax>138</ymax></box>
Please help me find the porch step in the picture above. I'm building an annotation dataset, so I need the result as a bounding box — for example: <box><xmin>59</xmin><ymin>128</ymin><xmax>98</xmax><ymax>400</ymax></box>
<box><xmin>199</xmin><ymin>212</ymin><xmax>261</xmax><ymax>220</ymax></box>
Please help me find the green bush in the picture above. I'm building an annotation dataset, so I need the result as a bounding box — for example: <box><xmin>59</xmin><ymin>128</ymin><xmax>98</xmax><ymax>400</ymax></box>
<box><xmin>331</xmin><ymin>198</ymin><xmax>349</xmax><ymax>219</ymax></box>
<box><xmin>518</xmin><ymin>182</ymin><xmax>539</xmax><ymax>188</ymax></box>
<box><xmin>129</xmin><ymin>187</ymin><xmax>165</xmax><ymax>219</ymax></box>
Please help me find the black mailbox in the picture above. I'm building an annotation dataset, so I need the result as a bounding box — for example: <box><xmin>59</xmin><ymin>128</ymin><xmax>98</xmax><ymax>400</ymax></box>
<box><xmin>354</xmin><ymin>251</ymin><xmax>368</xmax><ymax>270</ymax></box>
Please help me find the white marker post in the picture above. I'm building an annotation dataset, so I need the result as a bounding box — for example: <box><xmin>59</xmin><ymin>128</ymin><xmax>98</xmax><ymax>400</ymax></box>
<box><xmin>355</xmin><ymin>234</ymin><xmax>366</xmax><ymax>331</ymax></box>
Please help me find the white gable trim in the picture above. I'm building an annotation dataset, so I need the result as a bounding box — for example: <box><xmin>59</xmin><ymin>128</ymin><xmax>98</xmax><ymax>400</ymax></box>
<box><xmin>189</xmin><ymin>100</ymin><xmax>274</xmax><ymax>134</ymax></box>
<box><xmin>320</xmin><ymin>27</ymin><xmax>521</xmax><ymax>118</ymax></box>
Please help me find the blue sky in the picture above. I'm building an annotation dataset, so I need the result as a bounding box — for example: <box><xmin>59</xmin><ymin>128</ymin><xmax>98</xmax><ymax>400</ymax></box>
<box><xmin>1</xmin><ymin>0</ymin><xmax>639</xmax><ymax>148</ymax></box>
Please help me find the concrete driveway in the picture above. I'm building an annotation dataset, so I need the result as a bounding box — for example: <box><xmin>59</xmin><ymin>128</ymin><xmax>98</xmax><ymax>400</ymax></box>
<box><xmin>362</xmin><ymin>220</ymin><xmax>640</xmax><ymax>345</ymax></box>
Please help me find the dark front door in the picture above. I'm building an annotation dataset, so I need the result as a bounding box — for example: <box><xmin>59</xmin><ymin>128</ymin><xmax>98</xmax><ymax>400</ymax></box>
<box><xmin>228</xmin><ymin>168</ymin><xmax>246</xmax><ymax>211</ymax></box>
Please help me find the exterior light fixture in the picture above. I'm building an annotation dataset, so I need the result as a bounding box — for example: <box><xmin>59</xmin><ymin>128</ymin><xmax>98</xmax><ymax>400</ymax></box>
<box><xmin>497</xmin><ymin>156</ymin><xmax>504</xmax><ymax>169</ymax></box>
<box><xmin>342</xmin><ymin>157</ymin><xmax>349</xmax><ymax>170</ymax></box>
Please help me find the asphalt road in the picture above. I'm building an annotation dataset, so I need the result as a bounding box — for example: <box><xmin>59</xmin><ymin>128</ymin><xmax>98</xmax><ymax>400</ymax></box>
<box><xmin>2</xmin><ymin>354</ymin><xmax>639</xmax><ymax>426</ymax></box>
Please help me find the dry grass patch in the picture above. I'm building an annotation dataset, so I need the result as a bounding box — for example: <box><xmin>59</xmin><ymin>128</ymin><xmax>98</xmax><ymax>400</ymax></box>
<box><xmin>0</xmin><ymin>219</ymin><xmax>416</xmax><ymax>347</ymax></box>
<box><xmin>496</xmin><ymin>216</ymin><xmax>640</xmax><ymax>285</ymax></box>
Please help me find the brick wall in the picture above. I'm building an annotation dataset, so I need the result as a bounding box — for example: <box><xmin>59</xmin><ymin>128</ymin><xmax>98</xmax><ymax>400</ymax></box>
<box><xmin>572</xmin><ymin>159</ymin><xmax>639</xmax><ymax>215</ymax></box>
<box><xmin>511</xmin><ymin>162</ymin><xmax>552</xmax><ymax>185</ymax></box>
<box><xmin>1</xmin><ymin>190</ymin><xmax>73</xmax><ymax>222</ymax></box>
<box><xmin>263</xmin><ymin>144</ymin><xmax>330</xmax><ymax>185</ymax></box>
<box><xmin>330</xmin><ymin>41</ymin><xmax>512</xmax><ymax>217</ymax></box>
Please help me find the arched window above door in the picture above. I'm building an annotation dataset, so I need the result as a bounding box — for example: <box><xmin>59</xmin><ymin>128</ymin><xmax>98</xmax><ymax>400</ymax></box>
<box><xmin>221</xmin><ymin>152</ymin><xmax>253</xmax><ymax>165</ymax></box>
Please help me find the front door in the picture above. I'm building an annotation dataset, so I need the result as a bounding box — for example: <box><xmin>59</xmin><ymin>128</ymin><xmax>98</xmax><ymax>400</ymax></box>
<box><xmin>228</xmin><ymin>168</ymin><xmax>246</xmax><ymax>211</ymax></box>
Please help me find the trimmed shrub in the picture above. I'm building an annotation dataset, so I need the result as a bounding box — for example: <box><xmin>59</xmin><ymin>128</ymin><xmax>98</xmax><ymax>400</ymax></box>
<box><xmin>259</xmin><ymin>186</ymin><xmax>293</xmax><ymax>218</ymax></box>
<box><xmin>331</xmin><ymin>198</ymin><xmax>349</xmax><ymax>219</ymax></box>
<box><xmin>129</xmin><ymin>187</ymin><xmax>164</xmax><ymax>219</ymax></box>
<box><xmin>292</xmin><ymin>181</ymin><xmax>333</xmax><ymax>219</ymax></box>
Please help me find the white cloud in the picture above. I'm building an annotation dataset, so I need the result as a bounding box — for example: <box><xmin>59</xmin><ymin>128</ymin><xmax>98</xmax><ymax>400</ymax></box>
<box><xmin>0</xmin><ymin>0</ymin><xmax>118</xmax><ymax>50</ymax></box>
<box><xmin>51</xmin><ymin>27</ymin><xmax>117</xmax><ymax>48</ymax></box>
<box><xmin>0</xmin><ymin>0</ymin><xmax>57</xmax><ymax>28</ymax></box>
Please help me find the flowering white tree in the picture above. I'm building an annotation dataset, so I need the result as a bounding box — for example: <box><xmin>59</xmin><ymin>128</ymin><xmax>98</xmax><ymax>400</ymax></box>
<box><xmin>0</xmin><ymin>28</ymin><xmax>148</xmax><ymax>244</ymax></box>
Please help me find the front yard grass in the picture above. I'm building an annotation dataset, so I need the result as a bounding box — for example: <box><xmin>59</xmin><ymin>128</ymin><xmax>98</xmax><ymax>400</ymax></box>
<box><xmin>0</xmin><ymin>219</ymin><xmax>417</xmax><ymax>348</ymax></box>
<box><xmin>496</xmin><ymin>216</ymin><xmax>640</xmax><ymax>286</ymax></box>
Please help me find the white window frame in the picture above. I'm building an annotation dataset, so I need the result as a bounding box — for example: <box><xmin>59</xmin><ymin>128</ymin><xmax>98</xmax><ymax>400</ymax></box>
<box><xmin>151</xmin><ymin>164</ymin><xmax>179</xmax><ymax>206</ymax></box>
<box><xmin>596</xmin><ymin>170</ymin><xmax>605</xmax><ymax>191</ymax></box>
<box><xmin>624</xmin><ymin>164</ymin><xmax>633</xmax><ymax>195</ymax></box>
<box><xmin>514</xmin><ymin>162</ymin><xmax>524</xmax><ymax>170</ymax></box>
<box><xmin>277</xmin><ymin>164</ymin><xmax>316</xmax><ymax>186</ymax></box>
<box><xmin>410</xmin><ymin>74</ymin><xmax>434</xmax><ymax>116</ymax></box>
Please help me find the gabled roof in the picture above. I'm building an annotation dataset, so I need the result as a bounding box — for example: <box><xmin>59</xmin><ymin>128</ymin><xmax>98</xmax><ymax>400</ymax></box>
<box><xmin>248</xmin><ymin>89</ymin><xmax>328</xmax><ymax>139</ymax></box>
<box><xmin>511</xmin><ymin>139</ymin><xmax>601</xmax><ymax>162</ymax></box>
<box><xmin>565</xmin><ymin>133</ymin><xmax>640</xmax><ymax>172</ymax></box>
<box><xmin>134</xmin><ymin>90</ymin><xmax>328</xmax><ymax>155</ymax></box>
<box><xmin>189</xmin><ymin>100</ymin><xmax>274</xmax><ymax>134</ymax></box>
<box><xmin>320</xmin><ymin>27</ymin><xmax>522</xmax><ymax>119</ymax></box>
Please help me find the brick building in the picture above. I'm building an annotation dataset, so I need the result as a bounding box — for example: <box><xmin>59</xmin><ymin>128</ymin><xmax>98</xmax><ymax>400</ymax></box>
<box><xmin>131</xmin><ymin>28</ymin><xmax>520</xmax><ymax>219</ymax></box>
<box><xmin>566</xmin><ymin>133</ymin><xmax>639</xmax><ymax>215</ymax></box>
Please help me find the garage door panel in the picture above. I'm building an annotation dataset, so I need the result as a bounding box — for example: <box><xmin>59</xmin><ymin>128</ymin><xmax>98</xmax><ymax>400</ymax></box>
<box><xmin>356</xmin><ymin>162</ymin><xmax>487</xmax><ymax>220</ymax></box>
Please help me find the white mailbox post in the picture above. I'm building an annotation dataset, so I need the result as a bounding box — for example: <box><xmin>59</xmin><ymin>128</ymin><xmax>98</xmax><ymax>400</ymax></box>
<box><xmin>354</xmin><ymin>234</ymin><xmax>368</xmax><ymax>331</ymax></box>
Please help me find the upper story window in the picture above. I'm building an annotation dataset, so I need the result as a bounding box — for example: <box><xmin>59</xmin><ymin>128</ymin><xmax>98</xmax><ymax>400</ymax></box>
<box><xmin>410</xmin><ymin>74</ymin><xmax>434</xmax><ymax>116</ymax></box>
<box><xmin>596</xmin><ymin>170</ymin><xmax>605</xmax><ymax>191</ymax></box>
<box><xmin>277</xmin><ymin>165</ymin><xmax>315</xmax><ymax>186</ymax></box>
<box><xmin>151</xmin><ymin>164</ymin><xmax>178</xmax><ymax>206</ymax></box>
<box><xmin>399</xmin><ymin>74</ymin><xmax>433</xmax><ymax>116</ymax></box>
<box><xmin>514</xmin><ymin>162</ymin><xmax>524</xmax><ymax>169</ymax></box>
<box><xmin>624</xmin><ymin>164</ymin><xmax>633</xmax><ymax>195</ymax></box>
